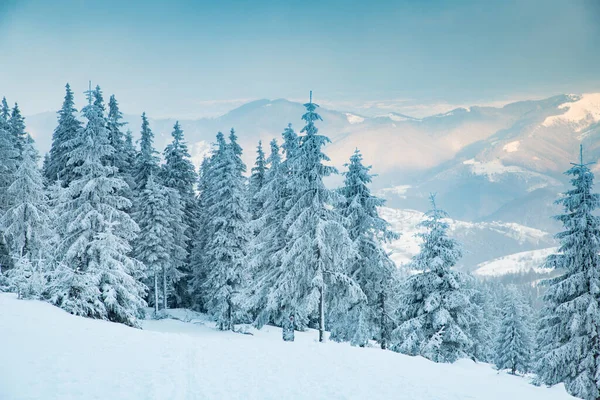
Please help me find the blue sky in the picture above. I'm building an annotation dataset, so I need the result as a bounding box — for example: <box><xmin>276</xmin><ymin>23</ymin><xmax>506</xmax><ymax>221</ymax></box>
<box><xmin>0</xmin><ymin>0</ymin><xmax>599</xmax><ymax>117</ymax></box>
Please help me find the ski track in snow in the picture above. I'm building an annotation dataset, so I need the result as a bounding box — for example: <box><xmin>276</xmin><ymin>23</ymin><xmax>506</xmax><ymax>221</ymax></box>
<box><xmin>0</xmin><ymin>293</ymin><xmax>574</xmax><ymax>400</ymax></box>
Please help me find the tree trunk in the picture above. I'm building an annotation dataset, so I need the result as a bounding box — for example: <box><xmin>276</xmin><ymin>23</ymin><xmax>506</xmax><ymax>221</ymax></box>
<box><xmin>319</xmin><ymin>286</ymin><xmax>325</xmax><ymax>343</ymax></box>
<box><xmin>283</xmin><ymin>313</ymin><xmax>295</xmax><ymax>342</ymax></box>
<box><xmin>154</xmin><ymin>271</ymin><xmax>159</xmax><ymax>315</ymax></box>
<box><xmin>162</xmin><ymin>265</ymin><xmax>167</xmax><ymax>311</ymax></box>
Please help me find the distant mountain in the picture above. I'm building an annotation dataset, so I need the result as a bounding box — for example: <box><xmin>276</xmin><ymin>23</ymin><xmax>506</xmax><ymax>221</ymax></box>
<box><xmin>379</xmin><ymin>207</ymin><xmax>556</xmax><ymax>273</ymax></box>
<box><xmin>24</xmin><ymin>93</ymin><xmax>600</xmax><ymax>233</ymax></box>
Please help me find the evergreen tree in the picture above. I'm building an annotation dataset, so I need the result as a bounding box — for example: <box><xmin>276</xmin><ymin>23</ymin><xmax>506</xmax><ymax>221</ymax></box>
<box><xmin>0</xmin><ymin>136</ymin><xmax>52</xmax><ymax>299</ymax></box>
<box><xmin>248</xmin><ymin>140</ymin><xmax>267</xmax><ymax>220</ymax></box>
<box><xmin>44</xmin><ymin>83</ymin><xmax>82</xmax><ymax>185</ymax></box>
<box><xmin>134</xmin><ymin>174</ymin><xmax>185</xmax><ymax>314</ymax></box>
<box><xmin>133</xmin><ymin>113</ymin><xmax>160</xmax><ymax>192</ymax></box>
<box><xmin>9</xmin><ymin>103</ymin><xmax>27</xmax><ymax>159</ymax></box>
<box><xmin>536</xmin><ymin>146</ymin><xmax>600</xmax><ymax>399</ymax></box>
<box><xmin>122</xmin><ymin>129</ymin><xmax>138</xmax><ymax>188</ymax></box>
<box><xmin>264</xmin><ymin>95</ymin><xmax>360</xmax><ymax>342</ymax></box>
<box><xmin>495</xmin><ymin>285</ymin><xmax>532</xmax><ymax>375</ymax></box>
<box><xmin>161</xmin><ymin>121</ymin><xmax>197</xmax><ymax>307</ymax></box>
<box><xmin>0</xmin><ymin>137</ymin><xmax>51</xmax><ymax>260</ymax></box>
<box><xmin>49</xmin><ymin>87</ymin><xmax>145</xmax><ymax>327</ymax></box>
<box><xmin>107</xmin><ymin>95</ymin><xmax>129</xmax><ymax>174</ymax></box>
<box><xmin>330</xmin><ymin>149</ymin><xmax>399</xmax><ymax>348</ymax></box>
<box><xmin>200</xmin><ymin>131</ymin><xmax>250</xmax><ymax>330</ymax></box>
<box><xmin>0</xmin><ymin>99</ymin><xmax>18</xmax><ymax>212</ymax></box>
<box><xmin>242</xmin><ymin>139</ymin><xmax>287</xmax><ymax>328</ymax></box>
<box><xmin>392</xmin><ymin>194</ymin><xmax>479</xmax><ymax>363</ymax></box>
<box><xmin>1</xmin><ymin>97</ymin><xmax>10</xmax><ymax>121</ymax></box>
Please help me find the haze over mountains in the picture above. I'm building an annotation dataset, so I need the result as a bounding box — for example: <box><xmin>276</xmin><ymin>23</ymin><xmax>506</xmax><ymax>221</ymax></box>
<box><xmin>26</xmin><ymin>93</ymin><xmax>600</xmax><ymax>234</ymax></box>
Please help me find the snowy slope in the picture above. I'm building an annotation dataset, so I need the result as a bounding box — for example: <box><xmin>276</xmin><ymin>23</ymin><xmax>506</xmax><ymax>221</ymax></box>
<box><xmin>379</xmin><ymin>207</ymin><xmax>554</xmax><ymax>271</ymax></box>
<box><xmin>473</xmin><ymin>247</ymin><xmax>557</xmax><ymax>277</ymax></box>
<box><xmin>0</xmin><ymin>294</ymin><xmax>573</xmax><ymax>400</ymax></box>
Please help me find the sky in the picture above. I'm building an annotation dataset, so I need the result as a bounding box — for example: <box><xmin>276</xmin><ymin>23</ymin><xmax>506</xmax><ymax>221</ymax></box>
<box><xmin>0</xmin><ymin>0</ymin><xmax>599</xmax><ymax>118</ymax></box>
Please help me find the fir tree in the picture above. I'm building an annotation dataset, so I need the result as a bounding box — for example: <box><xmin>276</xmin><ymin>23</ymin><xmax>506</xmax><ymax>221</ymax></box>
<box><xmin>242</xmin><ymin>139</ymin><xmax>287</xmax><ymax>328</ymax></box>
<box><xmin>161</xmin><ymin>121</ymin><xmax>197</xmax><ymax>307</ymax></box>
<box><xmin>392</xmin><ymin>194</ymin><xmax>479</xmax><ymax>363</ymax></box>
<box><xmin>265</xmin><ymin>94</ymin><xmax>360</xmax><ymax>342</ymax></box>
<box><xmin>133</xmin><ymin>112</ymin><xmax>160</xmax><ymax>192</ymax></box>
<box><xmin>134</xmin><ymin>174</ymin><xmax>185</xmax><ymax>314</ymax></box>
<box><xmin>330</xmin><ymin>149</ymin><xmax>399</xmax><ymax>348</ymax></box>
<box><xmin>248</xmin><ymin>140</ymin><xmax>267</xmax><ymax>220</ymax></box>
<box><xmin>9</xmin><ymin>103</ymin><xmax>27</xmax><ymax>159</ymax></box>
<box><xmin>49</xmin><ymin>87</ymin><xmax>145</xmax><ymax>327</ymax></box>
<box><xmin>107</xmin><ymin>94</ymin><xmax>129</xmax><ymax>174</ymax></box>
<box><xmin>200</xmin><ymin>131</ymin><xmax>250</xmax><ymax>330</ymax></box>
<box><xmin>0</xmin><ymin>100</ymin><xmax>18</xmax><ymax>212</ymax></box>
<box><xmin>495</xmin><ymin>285</ymin><xmax>532</xmax><ymax>375</ymax></box>
<box><xmin>44</xmin><ymin>83</ymin><xmax>82</xmax><ymax>185</ymax></box>
<box><xmin>536</xmin><ymin>146</ymin><xmax>600</xmax><ymax>399</ymax></box>
<box><xmin>0</xmin><ymin>137</ymin><xmax>51</xmax><ymax>260</ymax></box>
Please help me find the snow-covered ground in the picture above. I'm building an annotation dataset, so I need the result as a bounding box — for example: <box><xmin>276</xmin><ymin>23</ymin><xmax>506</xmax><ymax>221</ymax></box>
<box><xmin>0</xmin><ymin>293</ymin><xmax>573</xmax><ymax>400</ymax></box>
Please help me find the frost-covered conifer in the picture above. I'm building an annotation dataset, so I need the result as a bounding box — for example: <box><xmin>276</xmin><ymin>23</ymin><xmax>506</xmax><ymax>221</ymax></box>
<box><xmin>330</xmin><ymin>149</ymin><xmax>399</xmax><ymax>348</ymax></box>
<box><xmin>49</xmin><ymin>87</ymin><xmax>145</xmax><ymax>327</ymax></box>
<box><xmin>495</xmin><ymin>285</ymin><xmax>532</xmax><ymax>375</ymax></box>
<box><xmin>161</xmin><ymin>121</ymin><xmax>197</xmax><ymax>306</ymax></box>
<box><xmin>133</xmin><ymin>112</ymin><xmax>160</xmax><ymax>192</ymax></box>
<box><xmin>264</xmin><ymin>95</ymin><xmax>360</xmax><ymax>342</ymax></box>
<box><xmin>392</xmin><ymin>194</ymin><xmax>479</xmax><ymax>362</ymax></box>
<box><xmin>45</xmin><ymin>84</ymin><xmax>82</xmax><ymax>185</ymax></box>
<box><xmin>248</xmin><ymin>140</ymin><xmax>267</xmax><ymax>220</ymax></box>
<box><xmin>0</xmin><ymin>98</ymin><xmax>18</xmax><ymax>212</ymax></box>
<box><xmin>0</xmin><ymin>137</ymin><xmax>51</xmax><ymax>261</ymax></box>
<box><xmin>536</xmin><ymin>146</ymin><xmax>600</xmax><ymax>399</ymax></box>
<box><xmin>9</xmin><ymin>103</ymin><xmax>28</xmax><ymax>160</ymax></box>
<box><xmin>200</xmin><ymin>131</ymin><xmax>250</xmax><ymax>330</ymax></box>
<box><xmin>134</xmin><ymin>174</ymin><xmax>185</xmax><ymax>314</ymax></box>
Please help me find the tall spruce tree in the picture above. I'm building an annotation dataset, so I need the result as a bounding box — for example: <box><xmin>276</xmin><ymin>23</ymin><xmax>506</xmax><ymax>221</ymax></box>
<box><xmin>134</xmin><ymin>174</ymin><xmax>185</xmax><ymax>314</ymax></box>
<box><xmin>495</xmin><ymin>285</ymin><xmax>532</xmax><ymax>375</ymax></box>
<box><xmin>392</xmin><ymin>194</ymin><xmax>479</xmax><ymax>362</ymax></box>
<box><xmin>161</xmin><ymin>121</ymin><xmax>197</xmax><ymax>307</ymax></box>
<box><xmin>133</xmin><ymin>113</ymin><xmax>160</xmax><ymax>192</ymax></box>
<box><xmin>248</xmin><ymin>140</ymin><xmax>267</xmax><ymax>220</ymax></box>
<box><xmin>266</xmin><ymin>94</ymin><xmax>360</xmax><ymax>342</ymax></box>
<box><xmin>9</xmin><ymin>103</ymin><xmax>27</xmax><ymax>159</ymax></box>
<box><xmin>536</xmin><ymin>146</ymin><xmax>600</xmax><ymax>399</ymax></box>
<box><xmin>107</xmin><ymin>95</ymin><xmax>129</xmax><ymax>174</ymax></box>
<box><xmin>45</xmin><ymin>84</ymin><xmax>82</xmax><ymax>185</ymax></box>
<box><xmin>0</xmin><ymin>137</ymin><xmax>52</xmax><ymax>298</ymax></box>
<box><xmin>200</xmin><ymin>131</ymin><xmax>250</xmax><ymax>330</ymax></box>
<box><xmin>330</xmin><ymin>149</ymin><xmax>399</xmax><ymax>348</ymax></box>
<box><xmin>49</xmin><ymin>87</ymin><xmax>145</xmax><ymax>327</ymax></box>
<box><xmin>0</xmin><ymin>98</ymin><xmax>17</xmax><ymax>272</ymax></box>
<box><xmin>242</xmin><ymin>139</ymin><xmax>288</xmax><ymax>328</ymax></box>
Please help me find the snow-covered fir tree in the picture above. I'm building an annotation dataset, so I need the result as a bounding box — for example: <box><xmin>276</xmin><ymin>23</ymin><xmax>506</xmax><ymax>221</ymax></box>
<box><xmin>160</xmin><ymin>121</ymin><xmax>197</xmax><ymax>306</ymax></box>
<box><xmin>189</xmin><ymin>155</ymin><xmax>215</xmax><ymax>310</ymax></box>
<box><xmin>106</xmin><ymin>95</ymin><xmax>129</xmax><ymax>174</ymax></box>
<box><xmin>199</xmin><ymin>131</ymin><xmax>250</xmax><ymax>330</ymax></box>
<box><xmin>248</xmin><ymin>140</ymin><xmax>267</xmax><ymax>221</ymax></box>
<box><xmin>536</xmin><ymin>146</ymin><xmax>600</xmax><ymax>400</ymax></box>
<box><xmin>0</xmin><ymin>99</ymin><xmax>18</xmax><ymax>212</ymax></box>
<box><xmin>392</xmin><ymin>194</ymin><xmax>479</xmax><ymax>363</ymax></box>
<box><xmin>495</xmin><ymin>285</ymin><xmax>532</xmax><ymax>375</ymax></box>
<box><xmin>49</xmin><ymin>86</ymin><xmax>146</xmax><ymax>327</ymax></box>
<box><xmin>330</xmin><ymin>149</ymin><xmax>399</xmax><ymax>348</ymax></box>
<box><xmin>134</xmin><ymin>174</ymin><xmax>185</xmax><ymax>314</ymax></box>
<box><xmin>265</xmin><ymin>95</ymin><xmax>360</xmax><ymax>342</ymax></box>
<box><xmin>133</xmin><ymin>112</ymin><xmax>160</xmax><ymax>192</ymax></box>
<box><xmin>9</xmin><ymin>103</ymin><xmax>28</xmax><ymax>160</ymax></box>
<box><xmin>242</xmin><ymin>139</ymin><xmax>287</xmax><ymax>326</ymax></box>
<box><xmin>44</xmin><ymin>83</ymin><xmax>82</xmax><ymax>185</ymax></box>
<box><xmin>0</xmin><ymin>137</ymin><xmax>51</xmax><ymax>260</ymax></box>
<box><xmin>0</xmin><ymin>136</ymin><xmax>52</xmax><ymax>298</ymax></box>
